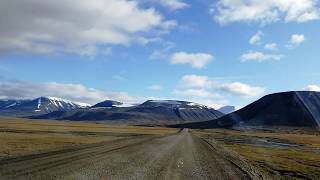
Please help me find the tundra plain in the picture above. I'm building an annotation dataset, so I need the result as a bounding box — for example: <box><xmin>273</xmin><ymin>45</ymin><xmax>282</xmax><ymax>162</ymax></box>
<box><xmin>0</xmin><ymin>118</ymin><xmax>319</xmax><ymax>180</ymax></box>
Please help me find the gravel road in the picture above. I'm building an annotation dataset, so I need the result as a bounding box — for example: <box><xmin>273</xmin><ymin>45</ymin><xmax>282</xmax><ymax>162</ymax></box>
<box><xmin>0</xmin><ymin>129</ymin><xmax>266</xmax><ymax>180</ymax></box>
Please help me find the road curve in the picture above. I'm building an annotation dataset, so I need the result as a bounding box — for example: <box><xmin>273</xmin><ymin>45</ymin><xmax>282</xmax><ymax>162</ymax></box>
<box><xmin>0</xmin><ymin>129</ymin><xmax>265</xmax><ymax>180</ymax></box>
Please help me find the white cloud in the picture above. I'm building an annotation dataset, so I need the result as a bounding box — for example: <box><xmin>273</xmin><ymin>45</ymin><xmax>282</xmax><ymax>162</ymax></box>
<box><xmin>218</xmin><ymin>82</ymin><xmax>265</xmax><ymax>97</ymax></box>
<box><xmin>192</xmin><ymin>99</ymin><xmax>227</xmax><ymax>109</ymax></box>
<box><xmin>179</xmin><ymin>75</ymin><xmax>265</xmax><ymax>98</ymax></box>
<box><xmin>286</xmin><ymin>34</ymin><xmax>306</xmax><ymax>48</ymax></box>
<box><xmin>148</xmin><ymin>84</ymin><xmax>162</xmax><ymax>91</ymax></box>
<box><xmin>136</xmin><ymin>37</ymin><xmax>163</xmax><ymax>46</ymax></box>
<box><xmin>156</xmin><ymin>0</ymin><xmax>189</xmax><ymax>10</ymax></box>
<box><xmin>212</xmin><ymin>0</ymin><xmax>320</xmax><ymax>24</ymax></box>
<box><xmin>173</xmin><ymin>89</ymin><xmax>217</xmax><ymax>98</ymax></box>
<box><xmin>264</xmin><ymin>43</ymin><xmax>278</xmax><ymax>50</ymax></box>
<box><xmin>291</xmin><ymin>34</ymin><xmax>306</xmax><ymax>44</ymax></box>
<box><xmin>169</xmin><ymin>52</ymin><xmax>214</xmax><ymax>69</ymax></box>
<box><xmin>303</xmin><ymin>85</ymin><xmax>320</xmax><ymax>91</ymax></box>
<box><xmin>172</xmin><ymin>87</ymin><xmax>227</xmax><ymax>109</ymax></box>
<box><xmin>0</xmin><ymin>0</ymin><xmax>175</xmax><ymax>56</ymax></box>
<box><xmin>0</xmin><ymin>80</ymin><xmax>139</xmax><ymax>105</ymax></box>
<box><xmin>241</xmin><ymin>51</ymin><xmax>284</xmax><ymax>62</ymax></box>
<box><xmin>249</xmin><ymin>31</ymin><xmax>264</xmax><ymax>45</ymax></box>
<box><xmin>180</xmin><ymin>75</ymin><xmax>212</xmax><ymax>88</ymax></box>
<box><xmin>173</xmin><ymin>94</ymin><xmax>227</xmax><ymax>109</ymax></box>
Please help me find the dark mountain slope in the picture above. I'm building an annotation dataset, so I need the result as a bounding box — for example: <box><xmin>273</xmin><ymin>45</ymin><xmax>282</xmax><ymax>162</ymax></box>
<box><xmin>91</xmin><ymin>100</ymin><xmax>123</xmax><ymax>108</ymax></box>
<box><xmin>172</xmin><ymin>91</ymin><xmax>320</xmax><ymax>129</ymax></box>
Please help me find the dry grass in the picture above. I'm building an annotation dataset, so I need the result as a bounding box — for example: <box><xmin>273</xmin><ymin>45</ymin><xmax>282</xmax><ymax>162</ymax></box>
<box><xmin>0</xmin><ymin>117</ymin><xmax>178</xmax><ymax>159</ymax></box>
<box><xmin>195</xmin><ymin>128</ymin><xmax>320</xmax><ymax>148</ymax></box>
<box><xmin>195</xmin><ymin>128</ymin><xmax>320</xmax><ymax>179</ymax></box>
<box><xmin>0</xmin><ymin>117</ymin><xmax>178</xmax><ymax>135</ymax></box>
<box><xmin>0</xmin><ymin>132</ymin><xmax>118</xmax><ymax>159</ymax></box>
<box><xmin>223</xmin><ymin>144</ymin><xmax>320</xmax><ymax>179</ymax></box>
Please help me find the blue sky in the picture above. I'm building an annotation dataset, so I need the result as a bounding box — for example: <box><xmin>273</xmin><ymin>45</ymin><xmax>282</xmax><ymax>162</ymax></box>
<box><xmin>0</xmin><ymin>0</ymin><xmax>320</xmax><ymax>108</ymax></box>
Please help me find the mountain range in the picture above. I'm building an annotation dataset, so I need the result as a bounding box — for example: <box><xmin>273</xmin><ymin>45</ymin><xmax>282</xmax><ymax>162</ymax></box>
<box><xmin>1</xmin><ymin>91</ymin><xmax>320</xmax><ymax>129</ymax></box>
<box><xmin>33</xmin><ymin>100</ymin><xmax>224</xmax><ymax>124</ymax></box>
<box><xmin>0</xmin><ymin>97</ymin><xmax>225</xmax><ymax>124</ymax></box>
<box><xmin>172</xmin><ymin>91</ymin><xmax>320</xmax><ymax>129</ymax></box>
<box><xmin>0</xmin><ymin>97</ymin><xmax>90</xmax><ymax>117</ymax></box>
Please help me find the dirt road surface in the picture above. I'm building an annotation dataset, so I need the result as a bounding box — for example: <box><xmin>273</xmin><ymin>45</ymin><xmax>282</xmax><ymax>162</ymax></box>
<box><xmin>0</xmin><ymin>129</ymin><xmax>266</xmax><ymax>180</ymax></box>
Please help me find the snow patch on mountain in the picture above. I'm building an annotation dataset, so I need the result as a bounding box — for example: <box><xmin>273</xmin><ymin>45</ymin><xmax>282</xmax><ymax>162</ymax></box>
<box><xmin>187</xmin><ymin>102</ymin><xmax>209</xmax><ymax>109</ymax></box>
<box><xmin>38</xmin><ymin>96</ymin><xmax>90</xmax><ymax>109</ymax></box>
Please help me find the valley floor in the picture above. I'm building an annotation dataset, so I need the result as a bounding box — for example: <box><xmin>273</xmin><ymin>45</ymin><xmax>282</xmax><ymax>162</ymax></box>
<box><xmin>0</xmin><ymin>118</ymin><xmax>319</xmax><ymax>179</ymax></box>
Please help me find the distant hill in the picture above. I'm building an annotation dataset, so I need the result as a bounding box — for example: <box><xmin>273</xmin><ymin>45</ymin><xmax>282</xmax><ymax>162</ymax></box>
<box><xmin>0</xmin><ymin>99</ymin><xmax>30</xmax><ymax>109</ymax></box>
<box><xmin>0</xmin><ymin>97</ymin><xmax>90</xmax><ymax>117</ymax></box>
<box><xmin>91</xmin><ymin>100</ymin><xmax>123</xmax><ymax>108</ymax></box>
<box><xmin>218</xmin><ymin>106</ymin><xmax>235</xmax><ymax>114</ymax></box>
<box><xmin>172</xmin><ymin>91</ymin><xmax>320</xmax><ymax>129</ymax></box>
<box><xmin>33</xmin><ymin>100</ymin><xmax>224</xmax><ymax>124</ymax></box>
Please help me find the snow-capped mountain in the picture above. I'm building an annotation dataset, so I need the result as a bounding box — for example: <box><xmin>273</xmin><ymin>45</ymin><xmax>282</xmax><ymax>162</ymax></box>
<box><xmin>0</xmin><ymin>96</ymin><xmax>90</xmax><ymax>117</ymax></box>
<box><xmin>32</xmin><ymin>97</ymin><xmax>91</xmax><ymax>112</ymax></box>
<box><xmin>137</xmin><ymin>100</ymin><xmax>213</xmax><ymax>110</ymax></box>
<box><xmin>35</xmin><ymin>100</ymin><xmax>224</xmax><ymax>124</ymax></box>
<box><xmin>128</xmin><ymin>100</ymin><xmax>224</xmax><ymax>122</ymax></box>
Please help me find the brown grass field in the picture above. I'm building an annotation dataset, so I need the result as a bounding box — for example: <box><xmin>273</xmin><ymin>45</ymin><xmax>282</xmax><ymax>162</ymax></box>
<box><xmin>0</xmin><ymin>117</ymin><xmax>177</xmax><ymax>159</ymax></box>
<box><xmin>194</xmin><ymin>128</ymin><xmax>320</xmax><ymax>179</ymax></box>
<box><xmin>0</xmin><ymin>117</ymin><xmax>319</xmax><ymax>179</ymax></box>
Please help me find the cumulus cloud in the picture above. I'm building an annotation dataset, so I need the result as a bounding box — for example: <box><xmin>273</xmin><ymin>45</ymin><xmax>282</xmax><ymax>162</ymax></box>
<box><xmin>212</xmin><ymin>0</ymin><xmax>320</xmax><ymax>24</ymax></box>
<box><xmin>178</xmin><ymin>75</ymin><xmax>265</xmax><ymax>97</ymax></box>
<box><xmin>241</xmin><ymin>51</ymin><xmax>284</xmax><ymax>62</ymax></box>
<box><xmin>148</xmin><ymin>84</ymin><xmax>162</xmax><ymax>91</ymax></box>
<box><xmin>0</xmin><ymin>80</ymin><xmax>139</xmax><ymax>105</ymax></box>
<box><xmin>193</xmin><ymin>99</ymin><xmax>228</xmax><ymax>109</ymax></box>
<box><xmin>218</xmin><ymin>82</ymin><xmax>265</xmax><ymax>97</ymax></box>
<box><xmin>169</xmin><ymin>52</ymin><xmax>214</xmax><ymax>69</ymax></box>
<box><xmin>156</xmin><ymin>0</ymin><xmax>189</xmax><ymax>10</ymax></box>
<box><xmin>0</xmin><ymin>0</ymin><xmax>175</xmax><ymax>56</ymax></box>
<box><xmin>172</xmin><ymin>82</ymin><xmax>228</xmax><ymax>109</ymax></box>
<box><xmin>172</xmin><ymin>90</ymin><xmax>227</xmax><ymax>109</ymax></box>
<box><xmin>249</xmin><ymin>31</ymin><xmax>264</xmax><ymax>45</ymax></box>
<box><xmin>286</xmin><ymin>34</ymin><xmax>306</xmax><ymax>48</ymax></box>
<box><xmin>180</xmin><ymin>75</ymin><xmax>212</xmax><ymax>88</ymax></box>
<box><xmin>173</xmin><ymin>89</ymin><xmax>217</xmax><ymax>98</ymax></box>
<box><xmin>264</xmin><ymin>43</ymin><xmax>278</xmax><ymax>50</ymax></box>
<box><xmin>303</xmin><ymin>85</ymin><xmax>320</xmax><ymax>91</ymax></box>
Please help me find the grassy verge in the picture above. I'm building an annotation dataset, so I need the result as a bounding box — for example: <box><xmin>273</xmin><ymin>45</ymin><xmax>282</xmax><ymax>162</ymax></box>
<box><xmin>195</xmin><ymin>128</ymin><xmax>320</xmax><ymax>179</ymax></box>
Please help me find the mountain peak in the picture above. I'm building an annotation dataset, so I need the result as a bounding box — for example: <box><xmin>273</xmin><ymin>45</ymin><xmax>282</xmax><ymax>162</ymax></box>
<box><xmin>92</xmin><ymin>100</ymin><xmax>123</xmax><ymax>108</ymax></box>
<box><xmin>0</xmin><ymin>96</ymin><xmax>90</xmax><ymax>116</ymax></box>
<box><xmin>218</xmin><ymin>106</ymin><xmax>235</xmax><ymax>114</ymax></box>
<box><xmin>36</xmin><ymin>96</ymin><xmax>90</xmax><ymax>108</ymax></box>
